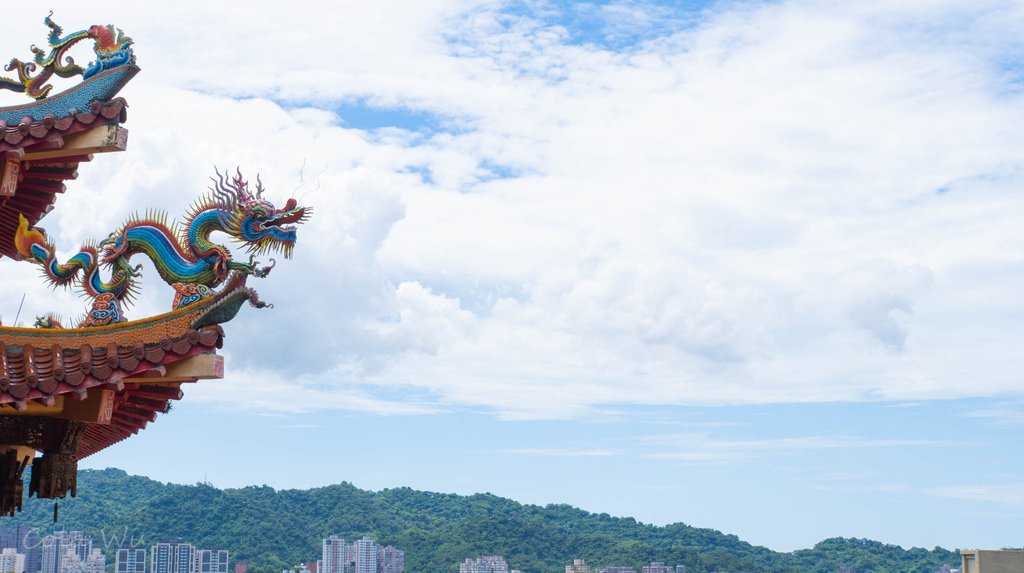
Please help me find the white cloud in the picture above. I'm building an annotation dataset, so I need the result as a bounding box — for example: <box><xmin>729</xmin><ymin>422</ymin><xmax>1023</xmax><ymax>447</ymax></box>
<box><xmin>640</xmin><ymin>433</ymin><xmax>963</xmax><ymax>464</ymax></box>
<box><xmin>505</xmin><ymin>448</ymin><xmax>621</xmax><ymax>457</ymax></box>
<box><xmin>927</xmin><ymin>484</ymin><xmax>1024</xmax><ymax>506</ymax></box>
<box><xmin>186</xmin><ymin>362</ymin><xmax>439</xmax><ymax>416</ymax></box>
<box><xmin>3</xmin><ymin>1</ymin><xmax>1024</xmax><ymax>418</ymax></box>
<box><xmin>371</xmin><ymin>282</ymin><xmax>477</xmax><ymax>355</ymax></box>
<box><xmin>963</xmin><ymin>403</ymin><xmax>1024</xmax><ymax>426</ymax></box>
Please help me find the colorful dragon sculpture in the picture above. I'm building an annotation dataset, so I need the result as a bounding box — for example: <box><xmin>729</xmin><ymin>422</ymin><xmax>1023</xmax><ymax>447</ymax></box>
<box><xmin>0</xmin><ymin>12</ymin><xmax>134</xmax><ymax>100</ymax></box>
<box><xmin>14</xmin><ymin>169</ymin><xmax>310</xmax><ymax>327</ymax></box>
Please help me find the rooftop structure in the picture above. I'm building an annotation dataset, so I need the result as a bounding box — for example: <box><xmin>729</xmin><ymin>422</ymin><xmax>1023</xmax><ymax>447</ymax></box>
<box><xmin>0</xmin><ymin>13</ymin><xmax>308</xmax><ymax>517</ymax></box>
<box><xmin>961</xmin><ymin>549</ymin><xmax>1024</xmax><ymax>573</ymax></box>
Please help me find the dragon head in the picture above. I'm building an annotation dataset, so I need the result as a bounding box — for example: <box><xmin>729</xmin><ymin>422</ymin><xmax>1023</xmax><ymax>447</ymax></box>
<box><xmin>33</xmin><ymin>313</ymin><xmax>64</xmax><ymax>329</ymax></box>
<box><xmin>212</xmin><ymin>168</ymin><xmax>311</xmax><ymax>259</ymax></box>
<box><xmin>82</xmin><ymin>21</ymin><xmax>135</xmax><ymax>80</ymax></box>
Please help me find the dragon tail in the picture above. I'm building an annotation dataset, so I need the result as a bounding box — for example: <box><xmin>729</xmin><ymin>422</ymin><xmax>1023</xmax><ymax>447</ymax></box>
<box><xmin>15</xmin><ymin>213</ymin><xmax>99</xmax><ymax>289</ymax></box>
<box><xmin>14</xmin><ymin>213</ymin><xmax>47</xmax><ymax>259</ymax></box>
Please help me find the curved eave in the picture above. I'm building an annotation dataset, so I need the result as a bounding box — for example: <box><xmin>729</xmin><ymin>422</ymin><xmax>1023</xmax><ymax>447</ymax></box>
<box><xmin>0</xmin><ymin>274</ymin><xmax>255</xmax><ymax>458</ymax></box>
<box><xmin>0</xmin><ymin>98</ymin><xmax>129</xmax><ymax>259</ymax></box>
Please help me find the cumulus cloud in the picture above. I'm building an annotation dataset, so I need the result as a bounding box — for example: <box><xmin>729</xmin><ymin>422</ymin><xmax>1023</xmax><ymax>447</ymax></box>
<box><xmin>4</xmin><ymin>1</ymin><xmax>1024</xmax><ymax>418</ymax></box>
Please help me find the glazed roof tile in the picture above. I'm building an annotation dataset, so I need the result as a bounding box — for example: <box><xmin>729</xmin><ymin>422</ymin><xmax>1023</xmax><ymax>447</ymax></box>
<box><xmin>0</xmin><ymin>325</ymin><xmax>223</xmax><ymax>460</ymax></box>
<box><xmin>0</xmin><ymin>325</ymin><xmax>223</xmax><ymax>406</ymax></box>
<box><xmin>0</xmin><ymin>97</ymin><xmax>126</xmax><ymax>151</ymax></box>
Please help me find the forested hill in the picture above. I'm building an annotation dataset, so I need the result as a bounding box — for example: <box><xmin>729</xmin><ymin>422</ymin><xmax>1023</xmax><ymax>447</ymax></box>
<box><xmin>8</xmin><ymin>469</ymin><xmax>957</xmax><ymax>573</ymax></box>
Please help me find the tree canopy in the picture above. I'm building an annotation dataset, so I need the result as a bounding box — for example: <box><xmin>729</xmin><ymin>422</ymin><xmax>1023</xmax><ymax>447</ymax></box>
<box><xmin>6</xmin><ymin>469</ymin><xmax>959</xmax><ymax>573</ymax></box>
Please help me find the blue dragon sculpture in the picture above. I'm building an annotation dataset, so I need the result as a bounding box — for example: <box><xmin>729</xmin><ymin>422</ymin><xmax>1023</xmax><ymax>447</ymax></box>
<box><xmin>15</xmin><ymin>169</ymin><xmax>310</xmax><ymax>326</ymax></box>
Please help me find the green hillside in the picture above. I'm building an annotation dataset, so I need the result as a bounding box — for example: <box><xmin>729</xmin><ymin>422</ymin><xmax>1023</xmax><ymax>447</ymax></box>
<box><xmin>6</xmin><ymin>469</ymin><xmax>958</xmax><ymax>573</ymax></box>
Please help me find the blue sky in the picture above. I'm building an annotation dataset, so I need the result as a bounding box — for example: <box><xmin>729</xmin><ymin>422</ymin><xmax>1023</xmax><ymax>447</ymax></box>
<box><xmin>3</xmin><ymin>0</ymin><xmax>1024</xmax><ymax>556</ymax></box>
<box><xmin>82</xmin><ymin>397</ymin><xmax>1024</xmax><ymax>552</ymax></box>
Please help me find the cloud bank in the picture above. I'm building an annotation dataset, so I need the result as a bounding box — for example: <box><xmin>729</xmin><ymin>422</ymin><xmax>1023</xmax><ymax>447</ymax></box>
<box><xmin>2</xmin><ymin>0</ymin><xmax>1022</xmax><ymax>419</ymax></box>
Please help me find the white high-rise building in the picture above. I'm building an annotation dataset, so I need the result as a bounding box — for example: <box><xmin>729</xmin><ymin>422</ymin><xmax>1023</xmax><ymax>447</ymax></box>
<box><xmin>321</xmin><ymin>536</ymin><xmax>345</xmax><ymax>573</ymax></box>
<box><xmin>354</xmin><ymin>538</ymin><xmax>376</xmax><ymax>573</ymax></box>
<box><xmin>37</xmin><ymin>533</ymin><xmax>100</xmax><ymax>573</ymax></box>
<box><xmin>116</xmin><ymin>547</ymin><xmax>146</xmax><ymax>573</ymax></box>
<box><xmin>39</xmin><ymin>537</ymin><xmax>60</xmax><ymax>573</ymax></box>
<box><xmin>460</xmin><ymin>557</ymin><xmax>508</xmax><ymax>573</ymax></box>
<box><xmin>173</xmin><ymin>544</ymin><xmax>194</xmax><ymax>573</ymax></box>
<box><xmin>23</xmin><ymin>530</ymin><xmax>40</xmax><ymax>573</ymax></box>
<box><xmin>78</xmin><ymin>550</ymin><xmax>104</xmax><ymax>573</ymax></box>
<box><xmin>321</xmin><ymin>536</ymin><xmax>404</xmax><ymax>573</ymax></box>
<box><xmin>66</xmin><ymin>535</ymin><xmax>90</xmax><ymax>566</ymax></box>
<box><xmin>195</xmin><ymin>550</ymin><xmax>229</xmax><ymax>573</ymax></box>
<box><xmin>150</xmin><ymin>544</ymin><xmax>173</xmax><ymax>573</ymax></box>
<box><xmin>0</xmin><ymin>548</ymin><xmax>25</xmax><ymax>573</ymax></box>
<box><xmin>150</xmin><ymin>542</ymin><xmax>195</xmax><ymax>573</ymax></box>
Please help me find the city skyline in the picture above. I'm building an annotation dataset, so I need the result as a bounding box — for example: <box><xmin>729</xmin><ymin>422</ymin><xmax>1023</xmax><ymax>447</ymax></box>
<box><xmin>0</xmin><ymin>517</ymin><xmax>964</xmax><ymax>572</ymax></box>
<box><xmin>0</xmin><ymin>529</ymin><xmax>232</xmax><ymax>573</ymax></box>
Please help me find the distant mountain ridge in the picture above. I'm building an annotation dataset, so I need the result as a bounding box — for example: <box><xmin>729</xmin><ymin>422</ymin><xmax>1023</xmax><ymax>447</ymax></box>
<box><xmin>6</xmin><ymin>469</ymin><xmax>957</xmax><ymax>573</ymax></box>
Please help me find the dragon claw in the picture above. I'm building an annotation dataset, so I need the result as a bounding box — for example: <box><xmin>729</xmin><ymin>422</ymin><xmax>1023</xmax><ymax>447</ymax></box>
<box><xmin>254</xmin><ymin>257</ymin><xmax>276</xmax><ymax>278</ymax></box>
<box><xmin>247</xmin><ymin>288</ymin><xmax>273</xmax><ymax>309</ymax></box>
<box><xmin>242</xmin><ymin>255</ymin><xmax>276</xmax><ymax>278</ymax></box>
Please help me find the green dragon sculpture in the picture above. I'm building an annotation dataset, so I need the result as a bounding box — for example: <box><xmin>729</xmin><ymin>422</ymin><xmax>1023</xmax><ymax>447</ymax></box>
<box><xmin>14</xmin><ymin>168</ymin><xmax>310</xmax><ymax>327</ymax></box>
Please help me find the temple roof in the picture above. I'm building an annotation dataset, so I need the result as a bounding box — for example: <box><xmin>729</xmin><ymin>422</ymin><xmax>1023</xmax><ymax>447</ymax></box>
<box><xmin>0</xmin><ymin>15</ymin><xmax>302</xmax><ymax>516</ymax></box>
<box><xmin>0</xmin><ymin>13</ymin><xmax>137</xmax><ymax>261</ymax></box>
<box><xmin>0</xmin><ymin>98</ymin><xmax>128</xmax><ymax>259</ymax></box>
<box><xmin>2</xmin><ymin>325</ymin><xmax>225</xmax><ymax>459</ymax></box>
<box><xmin>0</xmin><ymin>270</ymin><xmax>257</xmax><ymax>459</ymax></box>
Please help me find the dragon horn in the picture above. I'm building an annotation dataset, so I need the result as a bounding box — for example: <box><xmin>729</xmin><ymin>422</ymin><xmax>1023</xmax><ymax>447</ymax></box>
<box><xmin>210</xmin><ymin>167</ymin><xmax>237</xmax><ymax>208</ymax></box>
<box><xmin>255</xmin><ymin>174</ymin><xmax>265</xmax><ymax>199</ymax></box>
<box><xmin>234</xmin><ymin>167</ymin><xmax>251</xmax><ymax>202</ymax></box>
<box><xmin>208</xmin><ymin>167</ymin><xmax>234</xmax><ymax>229</ymax></box>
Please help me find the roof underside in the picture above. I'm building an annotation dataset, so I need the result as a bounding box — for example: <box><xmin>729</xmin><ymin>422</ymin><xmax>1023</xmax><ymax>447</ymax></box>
<box><xmin>1</xmin><ymin>325</ymin><xmax>224</xmax><ymax>459</ymax></box>
<box><xmin>0</xmin><ymin>97</ymin><xmax>127</xmax><ymax>259</ymax></box>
